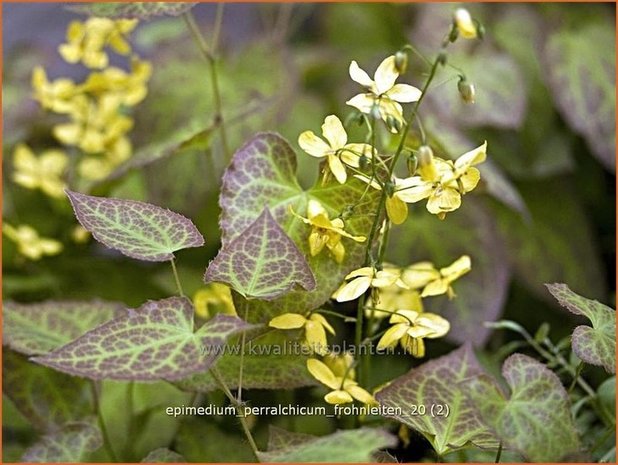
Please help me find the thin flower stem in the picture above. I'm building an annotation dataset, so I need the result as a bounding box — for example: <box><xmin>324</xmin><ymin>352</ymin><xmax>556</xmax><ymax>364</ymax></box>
<box><xmin>183</xmin><ymin>11</ymin><xmax>231</xmax><ymax>161</ymax></box>
<box><xmin>211</xmin><ymin>3</ymin><xmax>224</xmax><ymax>54</ymax></box>
<box><xmin>495</xmin><ymin>441</ymin><xmax>503</xmax><ymax>463</ymax></box>
<box><xmin>210</xmin><ymin>366</ymin><xmax>261</xmax><ymax>462</ymax></box>
<box><xmin>90</xmin><ymin>381</ymin><xmax>120</xmax><ymax>462</ymax></box>
<box><xmin>236</xmin><ymin>304</ymin><xmax>249</xmax><ymax>404</ymax></box>
<box><xmin>170</xmin><ymin>258</ymin><xmax>184</xmax><ymax>297</ymax></box>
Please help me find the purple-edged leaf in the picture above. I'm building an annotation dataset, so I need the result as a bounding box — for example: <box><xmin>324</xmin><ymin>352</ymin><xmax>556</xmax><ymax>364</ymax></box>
<box><xmin>543</xmin><ymin>21</ymin><xmax>615</xmax><ymax>171</ymax></box>
<box><xmin>546</xmin><ymin>283</ymin><xmax>615</xmax><ymax>373</ymax></box>
<box><xmin>176</xmin><ymin>331</ymin><xmax>317</xmax><ymax>392</ymax></box>
<box><xmin>68</xmin><ymin>2</ymin><xmax>196</xmax><ymax>20</ymax></box>
<box><xmin>257</xmin><ymin>427</ymin><xmax>397</xmax><ymax>462</ymax></box>
<box><xmin>66</xmin><ymin>190</ymin><xmax>204</xmax><ymax>262</ymax></box>
<box><xmin>206</xmin><ymin>208</ymin><xmax>315</xmax><ymax>300</ymax></box>
<box><xmin>463</xmin><ymin>353</ymin><xmax>581</xmax><ymax>462</ymax></box>
<box><xmin>21</xmin><ymin>420</ymin><xmax>102</xmax><ymax>462</ymax></box>
<box><xmin>220</xmin><ymin>133</ymin><xmax>380</xmax><ymax>321</ymax></box>
<box><xmin>3</xmin><ymin>300</ymin><xmax>124</xmax><ymax>356</ymax></box>
<box><xmin>3</xmin><ymin>350</ymin><xmax>90</xmax><ymax>431</ymax></box>
<box><xmin>32</xmin><ymin>297</ymin><xmax>252</xmax><ymax>381</ymax></box>
<box><xmin>267</xmin><ymin>426</ymin><xmax>316</xmax><ymax>451</ymax></box>
<box><xmin>388</xmin><ymin>200</ymin><xmax>510</xmax><ymax>346</ymax></box>
<box><xmin>376</xmin><ymin>345</ymin><xmax>498</xmax><ymax>455</ymax></box>
<box><xmin>141</xmin><ymin>448</ymin><xmax>186</xmax><ymax>463</ymax></box>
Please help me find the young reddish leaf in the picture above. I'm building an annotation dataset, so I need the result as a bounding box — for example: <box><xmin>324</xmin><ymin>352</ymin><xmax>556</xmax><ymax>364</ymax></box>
<box><xmin>32</xmin><ymin>297</ymin><xmax>252</xmax><ymax>381</ymax></box>
<box><xmin>3</xmin><ymin>351</ymin><xmax>90</xmax><ymax>431</ymax></box>
<box><xmin>546</xmin><ymin>283</ymin><xmax>616</xmax><ymax>373</ymax></box>
<box><xmin>205</xmin><ymin>208</ymin><xmax>316</xmax><ymax>300</ymax></box>
<box><xmin>463</xmin><ymin>353</ymin><xmax>581</xmax><ymax>462</ymax></box>
<box><xmin>376</xmin><ymin>345</ymin><xmax>498</xmax><ymax>456</ymax></box>
<box><xmin>4</xmin><ymin>300</ymin><xmax>124</xmax><ymax>356</ymax></box>
<box><xmin>66</xmin><ymin>190</ymin><xmax>204</xmax><ymax>262</ymax></box>
<box><xmin>21</xmin><ymin>420</ymin><xmax>102</xmax><ymax>462</ymax></box>
<box><xmin>219</xmin><ymin>132</ymin><xmax>379</xmax><ymax>321</ymax></box>
<box><xmin>258</xmin><ymin>427</ymin><xmax>397</xmax><ymax>462</ymax></box>
<box><xmin>141</xmin><ymin>448</ymin><xmax>186</xmax><ymax>463</ymax></box>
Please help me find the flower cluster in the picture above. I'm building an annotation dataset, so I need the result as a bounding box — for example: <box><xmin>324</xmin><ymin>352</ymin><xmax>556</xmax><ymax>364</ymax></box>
<box><xmin>3</xmin><ymin>224</ymin><xmax>63</xmax><ymax>261</ymax></box>
<box><xmin>269</xmin><ymin>311</ymin><xmax>335</xmax><ymax>355</ymax></box>
<box><xmin>30</xmin><ymin>17</ymin><xmax>150</xmax><ymax>181</ymax></box>
<box><xmin>306</xmin><ymin>357</ymin><xmax>377</xmax><ymax>406</ymax></box>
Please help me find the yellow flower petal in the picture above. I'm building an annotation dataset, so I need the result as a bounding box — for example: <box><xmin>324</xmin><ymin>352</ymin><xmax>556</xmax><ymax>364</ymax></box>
<box><xmin>310</xmin><ymin>313</ymin><xmax>336</xmax><ymax>335</ymax></box>
<box><xmin>349</xmin><ymin>60</ymin><xmax>374</xmax><ymax>88</ymax></box>
<box><xmin>339</xmin><ymin>143</ymin><xmax>374</xmax><ymax>167</ymax></box>
<box><xmin>440</xmin><ymin>255</ymin><xmax>471</xmax><ymax>282</ymax></box>
<box><xmin>415</xmin><ymin>313</ymin><xmax>450</xmax><ymax>338</ymax></box>
<box><xmin>307</xmin><ymin>199</ymin><xmax>328</xmax><ymax>219</ymax></box>
<box><xmin>325</xmin><ymin>390</ymin><xmax>354</xmax><ymax>405</ymax></box>
<box><xmin>426</xmin><ymin>187</ymin><xmax>461</xmax><ymax>215</ymax></box>
<box><xmin>386</xmin><ymin>84</ymin><xmax>422</xmax><ymax>103</ymax></box>
<box><xmin>298</xmin><ymin>130</ymin><xmax>330</xmax><ymax>158</ymax></box>
<box><xmin>346</xmin><ymin>385</ymin><xmax>378</xmax><ymax>406</ymax></box>
<box><xmin>454</xmin><ymin>8</ymin><xmax>478</xmax><ymax>39</ymax></box>
<box><xmin>344</xmin><ymin>267</ymin><xmax>375</xmax><ymax>280</ymax></box>
<box><xmin>328</xmin><ymin>240</ymin><xmax>345</xmax><ymax>263</ymax></box>
<box><xmin>386</xmin><ymin>195</ymin><xmax>408</xmax><ymax>225</ymax></box>
<box><xmin>333</xmin><ymin>276</ymin><xmax>372</xmax><ymax>302</ymax></box>
<box><xmin>459</xmin><ymin>167</ymin><xmax>481</xmax><ymax>192</ymax></box>
<box><xmin>308</xmin><ymin>229</ymin><xmax>329</xmax><ymax>256</ymax></box>
<box><xmin>390</xmin><ymin>309</ymin><xmax>420</xmax><ymax>325</ymax></box>
<box><xmin>420</xmin><ymin>278</ymin><xmax>449</xmax><ymax>297</ymax></box>
<box><xmin>307</xmin><ymin>359</ymin><xmax>339</xmax><ymax>390</ymax></box>
<box><xmin>393</xmin><ymin>177</ymin><xmax>433</xmax><ymax>203</ymax></box>
<box><xmin>346</xmin><ymin>93</ymin><xmax>375</xmax><ymax>114</ymax></box>
<box><xmin>373</xmin><ymin>55</ymin><xmax>398</xmax><ymax>95</ymax></box>
<box><xmin>377</xmin><ymin>323</ymin><xmax>409</xmax><ymax>350</ymax></box>
<box><xmin>454</xmin><ymin>141</ymin><xmax>487</xmax><ymax>174</ymax></box>
<box><xmin>305</xmin><ymin>319</ymin><xmax>328</xmax><ymax>355</ymax></box>
<box><xmin>269</xmin><ymin>313</ymin><xmax>307</xmax><ymax>329</ymax></box>
<box><xmin>401</xmin><ymin>262</ymin><xmax>439</xmax><ymax>289</ymax></box>
<box><xmin>321</xmin><ymin>115</ymin><xmax>347</xmax><ymax>149</ymax></box>
<box><xmin>328</xmin><ymin>154</ymin><xmax>348</xmax><ymax>184</ymax></box>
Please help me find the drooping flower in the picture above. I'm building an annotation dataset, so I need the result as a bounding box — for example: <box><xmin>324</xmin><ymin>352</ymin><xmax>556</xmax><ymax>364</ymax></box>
<box><xmin>332</xmin><ymin>266</ymin><xmax>408</xmax><ymax>303</ymax></box>
<box><xmin>269</xmin><ymin>312</ymin><xmax>335</xmax><ymax>355</ymax></box>
<box><xmin>193</xmin><ymin>283</ymin><xmax>237</xmax><ymax>319</ymax></box>
<box><xmin>346</xmin><ymin>55</ymin><xmax>422</xmax><ymax>132</ymax></box>
<box><xmin>12</xmin><ymin>144</ymin><xmax>68</xmax><ymax>198</ymax></box>
<box><xmin>290</xmin><ymin>200</ymin><xmax>366</xmax><ymax>264</ymax></box>
<box><xmin>323</xmin><ymin>352</ymin><xmax>356</xmax><ymax>381</ymax></box>
<box><xmin>366</xmin><ymin>284</ymin><xmax>424</xmax><ymax>320</ymax></box>
<box><xmin>298</xmin><ymin>115</ymin><xmax>375</xmax><ymax>184</ymax></box>
<box><xmin>401</xmin><ymin>255</ymin><xmax>471</xmax><ymax>298</ymax></box>
<box><xmin>3</xmin><ymin>224</ymin><xmax>63</xmax><ymax>260</ymax></box>
<box><xmin>453</xmin><ymin>8</ymin><xmax>478</xmax><ymax>40</ymax></box>
<box><xmin>306</xmin><ymin>358</ymin><xmax>377</xmax><ymax>405</ymax></box>
<box><xmin>377</xmin><ymin>309</ymin><xmax>450</xmax><ymax>358</ymax></box>
<box><xmin>58</xmin><ymin>18</ymin><xmax>138</xmax><ymax>69</ymax></box>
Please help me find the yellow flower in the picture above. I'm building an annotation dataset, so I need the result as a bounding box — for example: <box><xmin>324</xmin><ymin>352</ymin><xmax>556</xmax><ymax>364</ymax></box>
<box><xmin>81</xmin><ymin>59</ymin><xmax>152</xmax><ymax>107</ymax></box>
<box><xmin>32</xmin><ymin>67</ymin><xmax>79</xmax><ymax>114</ymax></box>
<box><xmin>12</xmin><ymin>144</ymin><xmax>68</xmax><ymax>198</ymax></box>
<box><xmin>347</xmin><ymin>55</ymin><xmax>422</xmax><ymax>132</ymax></box>
<box><xmin>377</xmin><ymin>309</ymin><xmax>450</xmax><ymax>358</ymax></box>
<box><xmin>454</xmin><ymin>8</ymin><xmax>478</xmax><ymax>39</ymax></box>
<box><xmin>290</xmin><ymin>200</ymin><xmax>366</xmax><ymax>264</ymax></box>
<box><xmin>323</xmin><ymin>352</ymin><xmax>356</xmax><ymax>380</ymax></box>
<box><xmin>307</xmin><ymin>358</ymin><xmax>377</xmax><ymax>405</ymax></box>
<box><xmin>59</xmin><ymin>18</ymin><xmax>138</xmax><ymax>69</ymax></box>
<box><xmin>71</xmin><ymin>225</ymin><xmax>91</xmax><ymax>244</ymax></box>
<box><xmin>401</xmin><ymin>255</ymin><xmax>471</xmax><ymax>299</ymax></box>
<box><xmin>3</xmin><ymin>224</ymin><xmax>62</xmax><ymax>260</ymax></box>
<box><xmin>298</xmin><ymin>115</ymin><xmax>375</xmax><ymax>184</ymax></box>
<box><xmin>332</xmin><ymin>266</ymin><xmax>408</xmax><ymax>303</ymax></box>
<box><xmin>193</xmin><ymin>283</ymin><xmax>237</xmax><ymax>319</ymax></box>
<box><xmin>366</xmin><ymin>285</ymin><xmax>424</xmax><ymax>319</ymax></box>
<box><xmin>269</xmin><ymin>312</ymin><xmax>335</xmax><ymax>355</ymax></box>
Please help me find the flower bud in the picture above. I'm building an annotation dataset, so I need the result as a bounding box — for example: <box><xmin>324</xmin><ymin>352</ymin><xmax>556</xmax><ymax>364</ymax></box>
<box><xmin>457</xmin><ymin>77</ymin><xmax>476</xmax><ymax>104</ymax></box>
<box><xmin>437</xmin><ymin>51</ymin><xmax>448</xmax><ymax>66</ymax></box>
<box><xmin>395</xmin><ymin>50</ymin><xmax>408</xmax><ymax>74</ymax></box>
<box><xmin>384</xmin><ymin>180</ymin><xmax>395</xmax><ymax>198</ymax></box>
<box><xmin>453</xmin><ymin>8</ymin><xmax>478</xmax><ymax>39</ymax></box>
<box><xmin>407</xmin><ymin>152</ymin><xmax>418</xmax><ymax>176</ymax></box>
<box><xmin>359</xmin><ymin>154</ymin><xmax>370</xmax><ymax>170</ymax></box>
<box><xmin>417</xmin><ymin>145</ymin><xmax>439</xmax><ymax>182</ymax></box>
<box><xmin>385</xmin><ymin>115</ymin><xmax>402</xmax><ymax>133</ymax></box>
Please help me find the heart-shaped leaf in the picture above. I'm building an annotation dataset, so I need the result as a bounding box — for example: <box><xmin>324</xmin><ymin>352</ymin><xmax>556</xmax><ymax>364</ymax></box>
<box><xmin>543</xmin><ymin>21</ymin><xmax>616</xmax><ymax>171</ymax></box>
<box><xmin>546</xmin><ymin>283</ymin><xmax>616</xmax><ymax>374</ymax></box>
<box><xmin>258</xmin><ymin>427</ymin><xmax>397</xmax><ymax>462</ymax></box>
<box><xmin>219</xmin><ymin>132</ymin><xmax>380</xmax><ymax>322</ymax></box>
<box><xmin>21</xmin><ymin>420</ymin><xmax>102</xmax><ymax>463</ymax></box>
<box><xmin>205</xmin><ymin>208</ymin><xmax>316</xmax><ymax>300</ymax></box>
<box><xmin>4</xmin><ymin>300</ymin><xmax>123</xmax><ymax>356</ymax></box>
<box><xmin>3</xmin><ymin>350</ymin><xmax>90</xmax><ymax>431</ymax></box>
<box><xmin>66</xmin><ymin>190</ymin><xmax>204</xmax><ymax>262</ymax></box>
<box><xmin>68</xmin><ymin>2</ymin><xmax>196</xmax><ymax>20</ymax></box>
<box><xmin>463</xmin><ymin>353</ymin><xmax>581</xmax><ymax>462</ymax></box>
<box><xmin>32</xmin><ymin>297</ymin><xmax>252</xmax><ymax>381</ymax></box>
<box><xmin>376</xmin><ymin>345</ymin><xmax>498</xmax><ymax>456</ymax></box>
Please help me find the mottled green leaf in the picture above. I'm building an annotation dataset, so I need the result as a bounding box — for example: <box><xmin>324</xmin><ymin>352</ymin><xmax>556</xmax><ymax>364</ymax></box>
<box><xmin>220</xmin><ymin>132</ymin><xmax>379</xmax><ymax>322</ymax></box>
<box><xmin>494</xmin><ymin>180</ymin><xmax>606</xmax><ymax>300</ymax></box>
<box><xmin>463</xmin><ymin>353</ymin><xmax>581</xmax><ymax>462</ymax></box>
<box><xmin>68</xmin><ymin>2</ymin><xmax>196</xmax><ymax>20</ymax></box>
<box><xmin>33</xmin><ymin>297</ymin><xmax>252</xmax><ymax>381</ymax></box>
<box><xmin>388</xmin><ymin>200</ymin><xmax>510</xmax><ymax>345</ymax></box>
<box><xmin>3</xmin><ymin>299</ymin><xmax>123</xmax><ymax>356</ymax></box>
<box><xmin>177</xmin><ymin>331</ymin><xmax>316</xmax><ymax>392</ymax></box>
<box><xmin>544</xmin><ymin>21</ymin><xmax>616</xmax><ymax>170</ymax></box>
<box><xmin>141</xmin><ymin>448</ymin><xmax>186</xmax><ymax>463</ymax></box>
<box><xmin>3</xmin><ymin>351</ymin><xmax>90</xmax><ymax>431</ymax></box>
<box><xmin>376</xmin><ymin>345</ymin><xmax>498</xmax><ymax>455</ymax></box>
<box><xmin>205</xmin><ymin>208</ymin><xmax>316</xmax><ymax>300</ymax></box>
<box><xmin>258</xmin><ymin>427</ymin><xmax>397</xmax><ymax>462</ymax></box>
<box><xmin>546</xmin><ymin>283</ymin><xmax>616</xmax><ymax>373</ymax></box>
<box><xmin>21</xmin><ymin>420</ymin><xmax>102</xmax><ymax>462</ymax></box>
<box><xmin>267</xmin><ymin>426</ymin><xmax>316</xmax><ymax>451</ymax></box>
<box><xmin>66</xmin><ymin>190</ymin><xmax>204</xmax><ymax>262</ymax></box>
